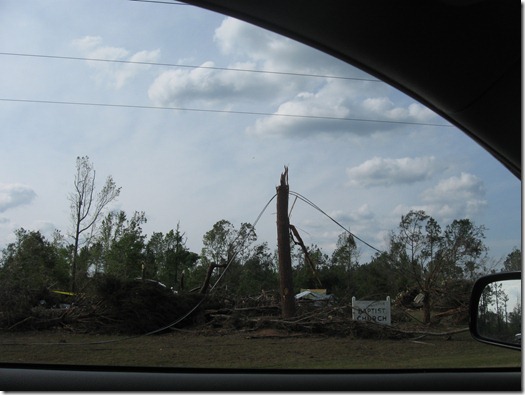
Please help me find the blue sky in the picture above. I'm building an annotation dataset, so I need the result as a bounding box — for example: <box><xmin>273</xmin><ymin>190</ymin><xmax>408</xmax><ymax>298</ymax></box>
<box><xmin>0</xmin><ymin>0</ymin><xmax>521</xmax><ymax>266</ymax></box>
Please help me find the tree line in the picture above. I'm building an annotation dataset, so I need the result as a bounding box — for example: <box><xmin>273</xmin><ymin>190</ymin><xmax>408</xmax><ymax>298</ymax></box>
<box><xmin>0</xmin><ymin>157</ymin><xmax>521</xmax><ymax>325</ymax></box>
<box><xmin>478</xmin><ymin>279</ymin><xmax>521</xmax><ymax>342</ymax></box>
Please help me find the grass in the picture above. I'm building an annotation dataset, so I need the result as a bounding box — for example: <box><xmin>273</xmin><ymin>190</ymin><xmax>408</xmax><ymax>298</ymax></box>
<box><xmin>0</xmin><ymin>329</ymin><xmax>521</xmax><ymax>369</ymax></box>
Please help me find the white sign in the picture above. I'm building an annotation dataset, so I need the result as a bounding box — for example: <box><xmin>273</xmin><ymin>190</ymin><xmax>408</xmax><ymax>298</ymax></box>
<box><xmin>352</xmin><ymin>297</ymin><xmax>391</xmax><ymax>325</ymax></box>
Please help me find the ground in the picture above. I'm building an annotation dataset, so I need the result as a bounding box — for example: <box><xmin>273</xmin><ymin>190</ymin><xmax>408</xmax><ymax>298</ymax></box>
<box><xmin>0</xmin><ymin>328</ymin><xmax>520</xmax><ymax>369</ymax></box>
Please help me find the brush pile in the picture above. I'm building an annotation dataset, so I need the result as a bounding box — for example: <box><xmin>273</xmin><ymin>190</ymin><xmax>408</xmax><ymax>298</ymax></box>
<box><xmin>1</xmin><ymin>282</ymin><xmax>467</xmax><ymax>339</ymax></box>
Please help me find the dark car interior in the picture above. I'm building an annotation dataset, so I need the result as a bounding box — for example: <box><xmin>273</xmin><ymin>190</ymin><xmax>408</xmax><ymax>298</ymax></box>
<box><xmin>0</xmin><ymin>0</ymin><xmax>520</xmax><ymax>390</ymax></box>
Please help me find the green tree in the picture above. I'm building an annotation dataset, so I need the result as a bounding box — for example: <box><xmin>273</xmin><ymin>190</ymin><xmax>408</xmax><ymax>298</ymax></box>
<box><xmin>391</xmin><ymin>210</ymin><xmax>486</xmax><ymax>324</ymax></box>
<box><xmin>0</xmin><ymin>229</ymin><xmax>70</xmax><ymax>328</ymax></box>
<box><xmin>391</xmin><ymin>210</ymin><xmax>436</xmax><ymax>323</ymax></box>
<box><xmin>508</xmin><ymin>301</ymin><xmax>522</xmax><ymax>336</ymax></box>
<box><xmin>145</xmin><ymin>231</ymin><xmax>164</xmax><ymax>277</ymax></box>
<box><xmin>325</xmin><ymin>232</ymin><xmax>359</xmax><ymax>296</ymax></box>
<box><xmin>502</xmin><ymin>248</ymin><xmax>521</xmax><ymax>272</ymax></box>
<box><xmin>50</xmin><ymin>229</ymin><xmax>74</xmax><ymax>288</ymax></box>
<box><xmin>331</xmin><ymin>232</ymin><xmax>359</xmax><ymax>269</ymax></box>
<box><xmin>441</xmin><ymin>219</ymin><xmax>487</xmax><ymax>279</ymax></box>
<box><xmin>146</xmin><ymin>224</ymin><xmax>199</xmax><ymax>291</ymax></box>
<box><xmin>353</xmin><ymin>251</ymin><xmax>405</xmax><ymax>300</ymax></box>
<box><xmin>96</xmin><ymin>210</ymin><xmax>148</xmax><ymax>280</ymax></box>
<box><xmin>292</xmin><ymin>244</ymin><xmax>327</xmax><ymax>291</ymax></box>
<box><xmin>479</xmin><ymin>282</ymin><xmax>516</xmax><ymax>339</ymax></box>
<box><xmin>236</xmin><ymin>242</ymin><xmax>278</xmax><ymax>297</ymax></box>
<box><xmin>0</xmin><ymin>228</ymin><xmax>69</xmax><ymax>289</ymax></box>
<box><xmin>199</xmin><ymin>220</ymin><xmax>257</xmax><ymax>294</ymax></box>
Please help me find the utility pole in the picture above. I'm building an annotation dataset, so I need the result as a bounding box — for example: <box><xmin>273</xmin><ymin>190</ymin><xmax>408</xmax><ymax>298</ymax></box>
<box><xmin>276</xmin><ymin>167</ymin><xmax>295</xmax><ymax>318</ymax></box>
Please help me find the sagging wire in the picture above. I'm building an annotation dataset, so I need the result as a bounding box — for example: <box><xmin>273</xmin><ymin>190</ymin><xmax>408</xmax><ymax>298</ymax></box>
<box><xmin>209</xmin><ymin>193</ymin><xmax>277</xmax><ymax>292</ymax></box>
<box><xmin>289</xmin><ymin>190</ymin><xmax>383</xmax><ymax>254</ymax></box>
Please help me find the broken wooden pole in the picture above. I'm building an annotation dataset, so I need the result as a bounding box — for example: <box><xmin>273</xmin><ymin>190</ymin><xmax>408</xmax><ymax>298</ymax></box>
<box><xmin>276</xmin><ymin>167</ymin><xmax>296</xmax><ymax>318</ymax></box>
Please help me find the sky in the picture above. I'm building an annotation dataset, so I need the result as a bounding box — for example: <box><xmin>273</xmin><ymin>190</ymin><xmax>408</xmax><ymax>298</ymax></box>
<box><xmin>0</xmin><ymin>0</ymin><xmax>521</xmax><ymax>267</ymax></box>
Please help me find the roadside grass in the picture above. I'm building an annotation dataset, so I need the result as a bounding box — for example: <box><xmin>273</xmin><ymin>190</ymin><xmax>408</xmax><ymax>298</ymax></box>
<box><xmin>0</xmin><ymin>330</ymin><xmax>520</xmax><ymax>369</ymax></box>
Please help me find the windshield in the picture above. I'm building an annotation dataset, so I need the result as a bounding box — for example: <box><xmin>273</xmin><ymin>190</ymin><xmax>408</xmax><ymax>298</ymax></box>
<box><xmin>0</xmin><ymin>0</ymin><xmax>521</xmax><ymax>369</ymax></box>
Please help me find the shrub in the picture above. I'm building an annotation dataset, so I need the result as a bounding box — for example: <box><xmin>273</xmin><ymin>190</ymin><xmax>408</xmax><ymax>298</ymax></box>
<box><xmin>94</xmin><ymin>275</ymin><xmax>204</xmax><ymax>334</ymax></box>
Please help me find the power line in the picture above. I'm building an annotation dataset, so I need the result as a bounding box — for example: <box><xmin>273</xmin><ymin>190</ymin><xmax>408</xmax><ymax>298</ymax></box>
<box><xmin>129</xmin><ymin>0</ymin><xmax>188</xmax><ymax>4</ymax></box>
<box><xmin>209</xmin><ymin>193</ymin><xmax>277</xmax><ymax>292</ymax></box>
<box><xmin>0</xmin><ymin>98</ymin><xmax>453</xmax><ymax>127</ymax></box>
<box><xmin>0</xmin><ymin>51</ymin><xmax>380</xmax><ymax>82</ymax></box>
<box><xmin>289</xmin><ymin>190</ymin><xmax>383</xmax><ymax>254</ymax></box>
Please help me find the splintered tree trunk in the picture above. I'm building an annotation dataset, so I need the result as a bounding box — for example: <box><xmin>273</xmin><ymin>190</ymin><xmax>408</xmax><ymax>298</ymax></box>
<box><xmin>199</xmin><ymin>263</ymin><xmax>226</xmax><ymax>294</ymax></box>
<box><xmin>276</xmin><ymin>167</ymin><xmax>295</xmax><ymax>318</ymax></box>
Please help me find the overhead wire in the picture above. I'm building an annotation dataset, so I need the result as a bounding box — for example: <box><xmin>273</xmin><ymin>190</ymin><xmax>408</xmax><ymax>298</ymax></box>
<box><xmin>209</xmin><ymin>193</ymin><xmax>277</xmax><ymax>292</ymax></box>
<box><xmin>0</xmin><ymin>50</ymin><xmax>452</xmax><ymax>127</ymax></box>
<box><xmin>0</xmin><ymin>52</ymin><xmax>380</xmax><ymax>82</ymax></box>
<box><xmin>0</xmin><ymin>3</ymin><xmax>452</xmax><ymax>128</ymax></box>
<box><xmin>129</xmin><ymin>0</ymin><xmax>188</xmax><ymax>4</ymax></box>
<box><xmin>0</xmin><ymin>98</ymin><xmax>453</xmax><ymax>128</ymax></box>
<box><xmin>289</xmin><ymin>190</ymin><xmax>383</xmax><ymax>254</ymax></box>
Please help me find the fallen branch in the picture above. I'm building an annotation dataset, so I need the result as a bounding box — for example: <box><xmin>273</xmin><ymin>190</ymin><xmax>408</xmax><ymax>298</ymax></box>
<box><xmin>7</xmin><ymin>316</ymin><xmax>33</xmax><ymax>331</ymax></box>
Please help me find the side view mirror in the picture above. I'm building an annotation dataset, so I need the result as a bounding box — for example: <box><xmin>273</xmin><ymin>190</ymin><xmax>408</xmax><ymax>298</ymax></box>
<box><xmin>469</xmin><ymin>271</ymin><xmax>521</xmax><ymax>351</ymax></box>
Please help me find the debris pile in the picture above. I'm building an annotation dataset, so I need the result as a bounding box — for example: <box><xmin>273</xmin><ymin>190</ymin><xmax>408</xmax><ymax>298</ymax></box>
<box><xmin>1</xmin><ymin>283</ymin><xmax>467</xmax><ymax>340</ymax></box>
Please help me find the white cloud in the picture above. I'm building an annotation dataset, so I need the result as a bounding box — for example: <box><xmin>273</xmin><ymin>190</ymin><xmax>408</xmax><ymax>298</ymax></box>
<box><xmin>148</xmin><ymin>61</ymin><xmax>282</xmax><ymax>107</ymax></box>
<box><xmin>214</xmin><ymin>17</ymin><xmax>347</xmax><ymax>75</ymax></box>
<box><xmin>421</xmin><ymin>172</ymin><xmax>485</xmax><ymax>203</ymax></box>
<box><xmin>408</xmin><ymin>103</ymin><xmax>436</xmax><ymax>122</ymax></box>
<box><xmin>420</xmin><ymin>172</ymin><xmax>487</xmax><ymax>216</ymax></box>
<box><xmin>331</xmin><ymin>204</ymin><xmax>375</xmax><ymax>225</ymax></box>
<box><xmin>346</xmin><ymin>156</ymin><xmax>438</xmax><ymax>187</ymax></box>
<box><xmin>392</xmin><ymin>172</ymin><xmax>487</xmax><ymax>223</ymax></box>
<box><xmin>245</xmin><ymin>96</ymin><xmax>439</xmax><ymax>138</ymax></box>
<box><xmin>71</xmin><ymin>35</ymin><xmax>160</xmax><ymax>89</ymax></box>
<box><xmin>244</xmin><ymin>81</ymin><xmax>439</xmax><ymax>137</ymax></box>
<box><xmin>361</xmin><ymin>98</ymin><xmax>436</xmax><ymax>123</ymax></box>
<box><xmin>214</xmin><ymin>17</ymin><xmax>267</xmax><ymax>58</ymax></box>
<box><xmin>149</xmin><ymin>16</ymin><xmax>439</xmax><ymax>139</ymax></box>
<box><xmin>362</xmin><ymin>97</ymin><xmax>394</xmax><ymax>113</ymax></box>
<box><xmin>149</xmin><ymin>17</ymin><xmax>340</xmax><ymax>109</ymax></box>
<box><xmin>0</xmin><ymin>184</ymin><xmax>37</xmax><ymax>213</ymax></box>
<box><xmin>31</xmin><ymin>220</ymin><xmax>60</xmax><ymax>241</ymax></box>
<box><xmin>246</xmin><ymin>81</ymin><xmax>360</xmax><ymax>137</ymax></box>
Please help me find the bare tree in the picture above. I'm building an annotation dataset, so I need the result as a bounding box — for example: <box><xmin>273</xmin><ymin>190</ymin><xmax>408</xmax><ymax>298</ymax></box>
<box><xmin>69</xmin><ymin>156</ymin><xmax>121</xmax><ymax>292</ymax></box>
